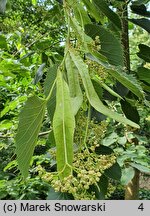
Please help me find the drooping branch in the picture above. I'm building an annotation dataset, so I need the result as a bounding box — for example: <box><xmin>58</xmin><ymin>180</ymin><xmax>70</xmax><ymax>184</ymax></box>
<box><xmin>0</xmin><ymin>130</ymin><xmax>51</xmax><ymax>139</ymax></box>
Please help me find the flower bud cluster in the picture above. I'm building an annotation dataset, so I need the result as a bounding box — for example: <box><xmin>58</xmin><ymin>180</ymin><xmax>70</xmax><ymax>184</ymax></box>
<box><xmin>74</xmin><ymin>150</ymin><xmax>116</xmax><ymax>175</ymax></box>
<box><xmin>74</xmin><ymin>110</ymin><xmax>87</xmax><ymax>146</ymax></box>
<box><xmin>85</xmin><ymin>59</ymin><xmax>108</xmax><ymax>80</ymax></box>
<box><xmin>48</xmin><ymin>149</ymin><xmax>56</xmax><ymax>159</ymax></box>
<box><xmin>91</xmin><ymin>35</ymin><xmax>101</xmax><ymax>51</ymax></box>
<box><xmin>40</xmin><ymin>147</ymin><xmax>116</xmax><ymax>200</ymax></box>
<box><xmin>50</xmin><ymin>174</ymin><xmax>96</xmax><ymax>200</ymax></box>
<box><xmin>88</xmin><ymin>121</ymin><xmax>108</xmax><ymax>151</ymax></box>
<box><xmin>73</xmin><ymin>150</ymin><xmax>116</xmax><ymax>199</ymax></box>
<box><xmin>105</xmin><ymin>183</ymin><xmax>116</xmax><ymax>199</ymax></box>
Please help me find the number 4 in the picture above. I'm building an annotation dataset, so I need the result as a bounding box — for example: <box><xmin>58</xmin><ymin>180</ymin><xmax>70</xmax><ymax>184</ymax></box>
<box><xmin>138</xmin><ymin>203</ymin><xmax>144</xmax><ymax>211</ymax></box>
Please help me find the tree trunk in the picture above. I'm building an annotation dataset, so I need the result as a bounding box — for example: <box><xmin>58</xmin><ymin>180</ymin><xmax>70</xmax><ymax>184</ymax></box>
<box><xmin>125</xmin><ymin>169</ymin><xmax>140</xmax><ymax>200</ymax></box>
<box><xmin>121</xmin><ymin>4</ymin><xmax>130</xmax><ymax>72</ymax></box>
<box><xmin>119</xmin><ymin>1</ymin><xmax>140</xmax><ymax>200</ymax></box>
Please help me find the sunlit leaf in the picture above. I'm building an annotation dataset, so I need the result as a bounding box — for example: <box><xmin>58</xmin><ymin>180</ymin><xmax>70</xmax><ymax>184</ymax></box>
<box><xmin>15</xmin><ymin>96</ymin><xmax>46</xmax><ymax>178</ymax></box>
<box><xmin>117</xmin><ymin>136</ymin><xmax>127</xmax><ymax>145</ymax></box>
<box><xmin>0</xmin><ymin>120</ymin><xmax>13</xmax><ymax>131</ymax></box>
<box><xmin>102</xmin><ymin>132</ymin><xmax>118</xmax><ymax>146</ymax></box>
<box><xmin>4</xmin><ymin>160</ymin><xmax>17</xmax><ymax>172</ymax></box>
<box><xmin>32</xmin><ymin>0</ymin><xmax>37</xmax><ymax>6</ymax></box>
<box><xmin>0</xmin><ymin>96</ymin><xmax>27</xmax><ymax>118</ymax></box>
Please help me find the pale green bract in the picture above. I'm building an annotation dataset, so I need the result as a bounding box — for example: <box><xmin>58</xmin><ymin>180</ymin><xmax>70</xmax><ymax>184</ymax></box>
<box><xmin>87</xmin><ymin>53</ymin><xmax>145</xmax><ymax>100</ymax></box>
<box><xmin>82</xmin><ymin>0</ymin><xmax>102</xmax><ymax>23</ymax></box>
<box><xmin>65</xmin><ymin>53</ymin><xmax>83</xmax><ymax>115</ymax></box>
<box><xmin>69</xmin><ymin>48</ymin><xmax>140</xmax><ymax>129</ymax></box>
<box><xmin>92</xmin><ymin>0</ymin><xmax>122</xmax><ymax>30</ymax></box>
<box><xmin>53</xmin><ymin>70</ymin><xmax>75</xmax><ymax>179</ymax></box>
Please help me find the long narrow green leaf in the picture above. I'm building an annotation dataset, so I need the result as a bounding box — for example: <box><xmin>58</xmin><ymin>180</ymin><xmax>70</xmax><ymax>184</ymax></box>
<box><xmin>92</xmin><ymin>0</ymin><xmax>122</xmax><ymax>30</ymax></box>
<box><xmin>65</xmin><ymin>53</ymin><xmax>83</xmax><ymax>115</ymax></box>
<box><xmin>129</xmin><ymin>18</ymin><xmax>150</xmax><ymax>33</ymax></box>
<box><xmin>15</xmin><ymin>96</ymin><xmax>46</xmax><ymax>178</ymax></box>
<box><xmin>137</xmin><ymin>44</ymin><xmax>150</xmax><ymax>63</ymax></box>
<box><xmin>53</xmin><ymin>70</ymin><xmax>75</xmax><ymax>179</ymax></box>
<box><xmin>107</xmin><ymin>68</ymin><xmax>144</xmax><ymax>100</ymax></box>
<box><xmin>137</xmin><ymin>67</ymin><xmax>150</xmax><ymax>84</ymax></box>
<box><xmin>130</xmin><ymin>162</ymin><xmax>150</xmax><ymax>173</ymax></box>
<box><xmin>82</xmin><ymin>0</ymin><xmax>102</xmax><ymax>22</ymax></box>
<box><xmin>133</xmin><ymin>0</ymin><xmax>150</xmax><ymax>5</ymax></box>
<box><xmin>70</xmin><ymin>16</ymin><xmax>92</xmax><ymax>52</ymax></box>
<box><xmin>93</xmin><ymin>76</ymin><xmax>123</xmax><ymax>100</ymax></box>
<box><xmin>69</xmin><ymin>48</ymin><xmax>140</xmax><ymax>128</ymax></box>
<box><xmin>73</xmin><ymin>2</ymin><xmax>91</xmax><ymax>26</ymax></box>
<box><xmin>44</xmin><ymin>65</ymin><xmax>57</xmax><ymax>121</ymax></box>
<box><xmin>87</xmin><ymin>53</ymin><xmax>145</xmax><ymax>100</ymax></box>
